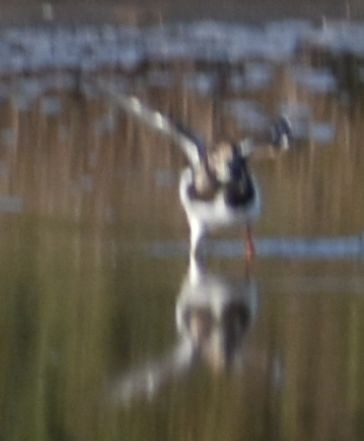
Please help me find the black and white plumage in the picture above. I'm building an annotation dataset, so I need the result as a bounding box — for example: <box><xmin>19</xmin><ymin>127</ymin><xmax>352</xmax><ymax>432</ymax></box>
<box><xmin>179</xmin><ymin>141</ymin><xmax>261</xmax><ymax>258</ymax></box>
<box><xmin>110</xmin><ymin>258</ymin><xmax>257</xmax><ymax>405</ymax></box>
<box><xmin>93</xmin><ymin>79</ymin><xmax>292</xmax><ymax>259</ymax></box>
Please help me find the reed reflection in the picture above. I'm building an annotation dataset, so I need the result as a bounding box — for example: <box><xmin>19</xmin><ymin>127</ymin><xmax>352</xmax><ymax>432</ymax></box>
<box><xmin>111</xmin><ymin>258</ymin><xmax>258</xmax><ymax>405</ymax></box>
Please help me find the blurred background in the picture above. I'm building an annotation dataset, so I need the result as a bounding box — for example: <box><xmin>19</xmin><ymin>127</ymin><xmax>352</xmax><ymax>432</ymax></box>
<box><xmin>0</xmin><ymin>2</ymin><xmax>363</xmax><ymax>441</ymax></box>
<box><xmin>2</xmin><ymin>0</ymin><xmax>364</xmax><ymax>24</ymax></box>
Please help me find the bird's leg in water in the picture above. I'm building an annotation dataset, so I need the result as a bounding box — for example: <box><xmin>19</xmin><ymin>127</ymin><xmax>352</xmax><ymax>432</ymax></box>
<box><xmin>245</xmin><ymin>224</ymin><xmax>255</xmax><ymax>261</ymax></box>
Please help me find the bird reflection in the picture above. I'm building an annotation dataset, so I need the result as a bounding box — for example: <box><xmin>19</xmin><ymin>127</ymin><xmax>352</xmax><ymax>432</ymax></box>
<box><xmin>111</xmin><ymin>258</ymin><xmax>258</xmax><ymax>405</ymax></box>
<box><xmin>176</xmin><ymin>257</ymin><xmax>258</xmax><ymax>372</ymax></box>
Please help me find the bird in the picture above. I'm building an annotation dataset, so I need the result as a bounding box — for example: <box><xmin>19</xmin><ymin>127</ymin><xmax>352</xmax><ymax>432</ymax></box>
<box><xmin>178</xmin><ymin>139</ymin><xmax>260</xmax><ymax>259</ymax></box>
<box><xmin>179</xmin><ymin>116</ymin><xmax>292</xmax><ymax>259</ymax></box>
<box><xmin>93</xmin><ymin>79</ymin><xmax>292</xmax><ymax>260</ymax></box>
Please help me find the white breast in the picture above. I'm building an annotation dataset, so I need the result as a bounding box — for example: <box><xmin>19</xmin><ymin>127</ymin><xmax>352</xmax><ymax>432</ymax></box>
<box><xmin>179</xmin><ymin>168</ymin><xmax>261</xmax><ymax>232</ymax></box>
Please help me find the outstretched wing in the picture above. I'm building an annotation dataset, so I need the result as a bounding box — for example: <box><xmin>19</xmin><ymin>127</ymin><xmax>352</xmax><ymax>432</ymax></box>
<box><xmin>92</xmin><ymin>78</ymin><xmax>206</xmax><ymax>168</ymax></box>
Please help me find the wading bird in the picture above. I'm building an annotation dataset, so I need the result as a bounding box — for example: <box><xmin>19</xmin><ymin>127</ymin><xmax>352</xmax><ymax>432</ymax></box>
<box><xmin>94</xmin><ymin>79</ymin><xmax>292</xmax><ymax>260</ymax></box>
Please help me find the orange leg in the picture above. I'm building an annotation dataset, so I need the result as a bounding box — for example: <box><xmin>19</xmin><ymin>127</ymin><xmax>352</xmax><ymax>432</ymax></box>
<box><xmin>245</xmin><ymin>224</ymin><xmax>255</xmax><ymax>261</ymax></box>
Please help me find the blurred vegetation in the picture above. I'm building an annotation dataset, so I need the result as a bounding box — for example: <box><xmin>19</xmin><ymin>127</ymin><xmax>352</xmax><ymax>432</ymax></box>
<box><xmin>1</xmin><ymin>1</ymin><xmax>364</xmax><ymax>25</ymax></box>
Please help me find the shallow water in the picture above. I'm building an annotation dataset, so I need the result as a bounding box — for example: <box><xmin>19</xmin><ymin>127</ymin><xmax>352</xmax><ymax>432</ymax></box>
<box><xmin>0</xmin><ymin>19</ymin><xmax>364</xmax><ymax>441</ymax></box>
